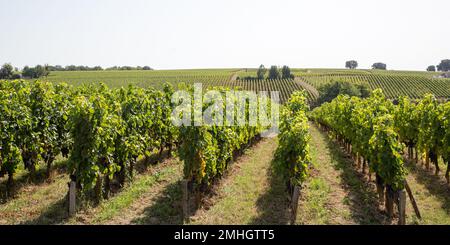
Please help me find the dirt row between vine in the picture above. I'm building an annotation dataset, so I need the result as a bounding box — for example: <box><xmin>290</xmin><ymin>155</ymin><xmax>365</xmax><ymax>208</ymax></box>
<box><xmin>2</xmin><ymin>125</ymin><xmax>449</xmax><ymax>224</ymax></box>
<box><xmin>0</xmin><ymin>138</ymin><xmax>287</xmax><ymax>225</ymax></box>
<box><xmin>308</xmin><ymin>123</ymin><xmax>450</xmax><ymax>224</ymax></box>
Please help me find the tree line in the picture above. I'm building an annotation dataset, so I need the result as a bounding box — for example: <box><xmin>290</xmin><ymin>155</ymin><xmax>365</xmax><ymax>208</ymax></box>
<box><xmin>250</xmin><ymin>65</ymin><xmax>294</xmax><ymax>80</ymax></box>
<box><xmin>0</xmin><ymin>63</ymin><xmax>154</xmax><ymax>79</ymax></box>
<box><xmin>427</xmin><ymin>60</ymin><xmax>450</xmax><ymax>72</ymax></box>
<box><xmin>345</xmin><ymin>59</ymin><xmax>450</xmax><ymax>72</ymax></box>
<box><xmin>317</xmin><ymin>80</ymin><xmax>370</xmax><ymax>105</ymax></box>
<box><xmin>0</xmin><ymin>63</ymin><xmax>52</xmax><ymax>79</ymax></box>
<box><xmin>345</xmin><ymin>60</ymin><xmax>387</xmax><ymax>70</ymax></box>
<box><xmin>45</xmin><ymin>65</ymin><xmax>153</xmax><ymax>71</ymax></box>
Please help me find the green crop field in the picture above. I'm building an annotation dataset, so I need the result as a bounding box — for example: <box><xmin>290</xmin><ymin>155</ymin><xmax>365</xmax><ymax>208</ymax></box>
<box><xmin>40</xmin><ymin>69</ymin><xmax>316</xmax><ymax>103</ymax></box>
<box><xmin>294</xmin><ymin>69</ymin><xmax>450</xmax><ymax>99</ymax></box>
<box><xmin>229</xmin><ymin>78</ymin><xmax>316</xmax><ymax>103</ymax></box>
<box><xmin>39</xmin><ymin>68</ymin><xmax>450</xmax><ymax>102</ymax></box>
<box><xmin>44</xmin><ymin>69</ymin><xmax>239</xmax><ymax>89</ymax></box>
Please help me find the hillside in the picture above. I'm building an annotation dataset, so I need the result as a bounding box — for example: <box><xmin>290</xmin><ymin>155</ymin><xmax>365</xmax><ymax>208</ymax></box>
<box><xmin>41</xmin><ymin>68</ymin><xmax>450</xmax><ymax>102</ymax></box>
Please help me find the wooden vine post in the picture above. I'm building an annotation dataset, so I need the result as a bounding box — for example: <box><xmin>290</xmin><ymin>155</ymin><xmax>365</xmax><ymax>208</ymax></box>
<box><xmin>182</xmin><ymin>179</ymin><xmax>190</xmax><ymax>224</ymax></box>
<box><xmin>290</xmin><ymin>181</ymin><xmax>301</xmax><ymax>225</ymax></box>
<box><xmin>68</xmin><ymin>180</ymin><xmax>76</xmax><ymax>217</ymax></box>
<box><xmin>385</xmin><ymin>187</ymin><xmax>394</xmax><ymax>218</ymax></box>
<box><xmin>405</xmin><ymin>180</ymin><xmax>421</xmax><ymax>220</ymax></box>
<box><xmin>398</xmin><ymin>190</ymin><xmax>406</xmax><ymax>225</ymax></box>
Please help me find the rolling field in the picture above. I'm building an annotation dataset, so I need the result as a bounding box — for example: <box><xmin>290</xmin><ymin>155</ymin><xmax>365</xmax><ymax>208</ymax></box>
<box><xmin>228</xmin><ymin>78</ymin><xmax>317</xmax><ymax>103</ymax></box>
<box><xmin>41</xmin><ymin>68</ymin><xmax>450</xmax><ymax>101</ymax></box>
<box><xmin>44</xmin><ymin>69</ymin><xmax>238</xmax><ymax>89</ymax></box>
<box><xmin>42</xmin><ymin>69</ymin><xmax>317</xmax><ymax>103</ymax></box>
<box><xmin>295</xmin><ymin>69</ymin><xmax>450</xmax><ymax>99</ymax></box>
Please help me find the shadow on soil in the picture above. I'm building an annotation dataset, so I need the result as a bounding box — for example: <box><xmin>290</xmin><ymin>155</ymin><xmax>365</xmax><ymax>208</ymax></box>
<box><xmin>248</xmin><ymin>161</ymin><xmax>291</xmax><ymax>225</ymax></box>
<box><xmin>321</xmin><ymin>129</ymin><xmax>390</xmax><ymax>224</ymax></box>
<box><xmin>21</xmin><ymin>197</ymin><xmax>68</xmax><ymax>225</ymax></box>
<box><xmin>405</xmin><ymin>161</ymin><xmax>450</xmax><ymax>215</ymax></box>
<box><xmin>130</xmin><ymin>180</ymin><xmax>184</xmax><ymax>224</ymax></box>
<box><xmin>0</xmin><ymin>160</ymin><xmax>68</xmax><ymax>204</ymax></box>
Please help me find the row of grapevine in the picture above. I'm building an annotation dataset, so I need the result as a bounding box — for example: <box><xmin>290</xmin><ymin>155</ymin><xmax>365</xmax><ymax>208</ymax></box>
<box><xmin>394</xmin><ymin>95</ymin><xmax>450</xmax><ymax>183</ymax></box>
<box><xmin>46</xmin><ymin>68</ymin><xmax>314</xmax><ymax>105</ymax></box>
<box><xmin>293</xmin><ymin>68</ymin><xmax>441</xmax><ymax>78</ymax></box>
<box><xmin>47</xmin><ymin>69</ymin><xmax>239</xmax><ymax>89</ymax></box>
<box><xmin>69</xmin><ymin>83</ymin><xmax>177</xmax><ymax>200</ymax></box>
<box><xmin>228</xmin><ymin>79</ymin><xmax>316</xmax><ymax>104</ymax></box>
<box><xmin>0</xmin><ymin>80</ymin><xmax>72</xmax><ymax>189</ymax></box>
<box><xmin>311</xmin><ymin>89</ymin><xmax>407</xmax><ymax>217</ymax></box>
<box><xmin>274</xmin><ymin>91</ymin><xmax>311</xmax><ymax>188</ymax></box>
<box><xmin>300</xmin><ymin>73</ymin><xmax>450</xmax><ymax>99</ymax></box>
<box><xmin>0</xmin><ymin>80</ymin><xmax>177</xmax><ymax>201</ymax></box>
<box><xmin>178</xmin><ymin>87</ymin><xmax>272</xmax><ymax>191</ymax></box>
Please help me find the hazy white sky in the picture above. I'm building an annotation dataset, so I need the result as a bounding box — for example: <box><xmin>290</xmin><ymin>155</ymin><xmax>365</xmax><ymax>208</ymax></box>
<box><xmin>0</xmin><ymin>0</ymin><xmax>449</xmax><ymax>70</ymax></box>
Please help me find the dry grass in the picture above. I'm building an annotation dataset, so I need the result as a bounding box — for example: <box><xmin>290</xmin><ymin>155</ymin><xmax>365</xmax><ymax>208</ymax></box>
<box><xmin>191</xmin><ymin>138</ymin><xmax>291</xmax><ymax>225</ymax></box>
<box><xmin>72</xmin><ymin>158</ymin><xmax>184</xmax><ymax>225</ymax></box>
<box><xmin>3</xmin><ymin>124</ymin><xmax>450</xmax><ymax>225</ymax></box>
<box><xmin>404</xmin><ymin>161</ymin><xmax>450</xmax><ymax>224</ymax></box>
<box><xmin>299</xmin><ymin>124</ymin><xmax>390</xmax><ymax>225</ymax></box>
<box><xmin>0</xmin><ymin>158</ymin><xmax>69</xmax><ymax>225</ymax></box>
<box><xmin>0</xmin><ymin>155</ymin><xmax>184</xmax><ymax>225</ymax></box>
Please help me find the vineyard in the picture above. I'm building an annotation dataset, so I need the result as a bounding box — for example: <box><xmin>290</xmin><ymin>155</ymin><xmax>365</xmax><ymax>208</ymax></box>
<box><xmin>311</xmin><ymin>90</ymin><xmax>408</xmax><ymax>222</ymax></box>
<box><xmin>296</xmin><ymin>69</ymin><xmax>450</xmax><ymax>100</ymax></box>
<box><xmin>3</xmin><ymin>0</ymin><xmax>450</xmax><ymax>241</ymax></box>
<box><xmin>0</xmin><ymin>78</ymin><xmax>310</xmax><ymax>224</ymax></box>
<box><xmin>42</xmin><ymin>69</ymin><xmax>450</xmax><ymax>102</ymax></box>
<box><xmin>0</xmin><ymin>80</ymin><xmax>178</xmax><ymax>203</ymax></box>
<box><xmin>44</xmin><ymin>69</ymin><xmax>317</xmax><ymax>104</ymax></box>
<box><xmin>1</xmin><ymin>69</ymin><xmax>450</xmax><ymax>225</ymax></box>
<box><xmin>45</xmin><ymin>69</ymin><xmax>239</xmax><ymax>89</ymax></box>
<box><xmin>229</xmin><ymin>79</ymin><xmax>317</xmax><ymax>103</ymax></box>
<box><xmin>310</xmin><ymin>89</ymin><xmax>450</xmax><ymax>223</ymax></box>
